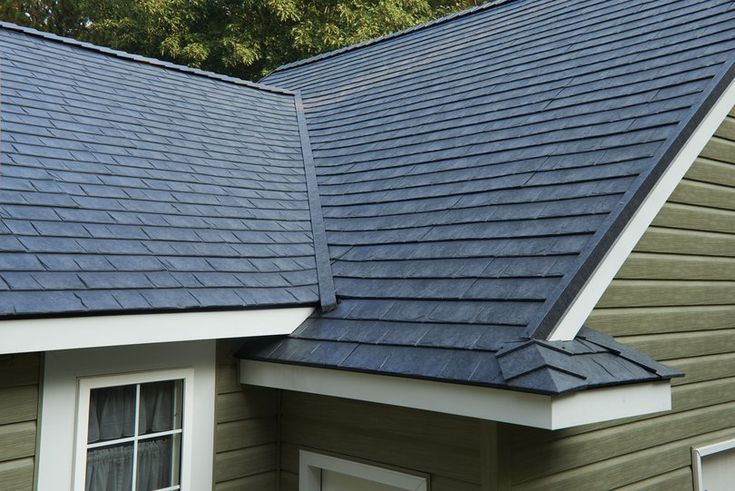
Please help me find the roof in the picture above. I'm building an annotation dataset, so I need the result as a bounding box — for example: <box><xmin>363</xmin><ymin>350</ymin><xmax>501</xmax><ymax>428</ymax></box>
<box><xmin>237</xmin><ymin>0</ymin><xmax>735</xmax><ymax>393</ymax></box>
<box><xmin>2</xmin><ymin>0</ymin><xmax>733</xmax><ymax>395</ymax></box>
<box><xmin>0</xmin><ymin>23</ymin><xmax>333</xmax><ymax>316</ymax></box>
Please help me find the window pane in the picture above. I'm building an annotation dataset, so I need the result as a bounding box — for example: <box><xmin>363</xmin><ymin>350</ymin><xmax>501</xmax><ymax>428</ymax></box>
<box><xmin>85</xmin><ymin>442</ymin><xmax>134</xmax><ymax>491</ymax></box>
<box><xmin>138</xmin><ymin>380</ymin><xmax>182</xmax><ymax>435</ymax></box>
<box><xmin>136</xmin><ymin>435</ymin><xmax>181</xmax><ymax>491</ymax></box>
<box><xmin>88</xmin><ymin>385</ymin><xmax>136</xmax><ymax>443</ymax></box>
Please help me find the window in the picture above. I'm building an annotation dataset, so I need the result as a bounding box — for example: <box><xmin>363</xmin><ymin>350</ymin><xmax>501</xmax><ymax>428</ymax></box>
<box><xmin>37</xmin><ymin>341</ymin><xmax>215</xmax><ymax>491</ymax></box>
<box><xmin>299</xmin><ymin>450</ymin><xmax>429</xmax><ymax>491</ymax></box>
<box><xmin>693</xmin><ymin>439</ymin><xmax>735</xmax><ymax>491</ymax></box>
<box><xmin>74</xmin><ymin>370</ymin><xmax>192</xmax><ymax>491</ymax></box>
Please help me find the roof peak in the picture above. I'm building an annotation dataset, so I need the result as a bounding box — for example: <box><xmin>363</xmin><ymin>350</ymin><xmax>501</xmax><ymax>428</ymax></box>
<box><xmin>269</xmin><ymin>0</ymin><xmax>511</xmax><ymax>75</ymax></box>
<box><xmin>0</xmin><ymin>21</ymin><xmax>294</xmax><ymax>96</ymax></box>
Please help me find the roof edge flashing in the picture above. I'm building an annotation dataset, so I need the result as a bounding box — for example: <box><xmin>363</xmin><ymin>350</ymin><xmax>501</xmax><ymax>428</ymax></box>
<box><xmin>239</xmin><ymin>360</ymin><xmax>672</xmax><ymax>430</ymax></box>
<box><xmin>0</xmin><ymin>21</ymin><xmax>294</xmax><ymax>96</ymax></box>
<box><xmin>539</xmin><ymin>62</ymin><xmax>735</xmax><ymax>342</ymax></box>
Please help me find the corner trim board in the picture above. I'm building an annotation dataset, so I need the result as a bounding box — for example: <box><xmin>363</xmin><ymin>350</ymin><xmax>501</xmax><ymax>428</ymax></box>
<box><xmin>239</xmin><ymin>360</ymin><xmax>672</xmax><ymax>430</ymax></box>
<box><xmin>545</xmin><ymin>69</ymin><xmax>735</xmax><ymax>341</ymax></box>
<box><xmin>0</xmin><ymin>307</ymin><xmax>314</xmax><ymax>354</ymax></box>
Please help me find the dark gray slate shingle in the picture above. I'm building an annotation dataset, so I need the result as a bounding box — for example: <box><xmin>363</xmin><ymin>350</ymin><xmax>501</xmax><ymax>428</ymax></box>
<box><xmin>237</xmin><ymin>0</ymin><xmax>735</xmax><ymax>394</ymax></box>
<box><xmin>0</xmin><ymin>24</ymin><xmax>321</xmax><ymax>315</ymax></box>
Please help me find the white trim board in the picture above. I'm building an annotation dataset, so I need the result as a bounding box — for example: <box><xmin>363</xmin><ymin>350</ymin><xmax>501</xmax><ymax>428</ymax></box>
<box><xmin>37</xmin><ymin>340</ymin><xmax>216</xmax><ymax>491</ymax></box>
<box><xmin>0</xmin><ymin>306</ymin><xmax>314</xmax><ymax>354</ymax></box>
<box><xmin>546</xmin><ymin>75</ymin><xmax>735</xmax><ymax>341</ymax></box>
<box><xmin>72</xmin><ymin>368</ymin><xmax>194</xmax><ymax>491</ymax></box>
<box><xmin>240</xmin><ymin>360</ymin><xmax>672</xmax><ymax>430</ymax></box>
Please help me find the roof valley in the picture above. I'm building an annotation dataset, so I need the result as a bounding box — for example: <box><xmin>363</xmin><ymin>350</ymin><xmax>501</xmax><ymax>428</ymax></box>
<box><xmin>294</xmin><ymin>92</ymin><xmax>338</xmax><ymax>311</ymax></box>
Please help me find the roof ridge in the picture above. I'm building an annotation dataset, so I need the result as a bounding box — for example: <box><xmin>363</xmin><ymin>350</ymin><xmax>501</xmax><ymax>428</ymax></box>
<box><xmin>0</xmin><ymin>21</ymin><xmax>294</xmax><ymax>96</ymax></box>
<box><xmin>269</xmin><ymin>0</ymin><xmax>512</xmax><ymax>75</ymax></box>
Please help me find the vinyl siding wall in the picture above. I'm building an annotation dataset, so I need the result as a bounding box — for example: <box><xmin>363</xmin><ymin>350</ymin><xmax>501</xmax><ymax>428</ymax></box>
<box><xmin>278</xmin><ymin>391</ymin><xmax>497</xmax><ymax>491</ymax></box>
<box><xmin>496</xmin><ymin>109</ymin><xmax>735</xmax><ymax>490</ymax></box>
<box><xmin>214</xmin><ymin>340</ymin><xmax>280</xmax><ymax>490</ymax></box>
<box><xmin>0</xmin><ymin>353</ymin><xmax>41</xmax><ymax>491</ymax></box>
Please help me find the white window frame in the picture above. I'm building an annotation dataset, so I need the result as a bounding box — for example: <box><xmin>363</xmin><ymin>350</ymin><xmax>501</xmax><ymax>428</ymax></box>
<box><xmin>299</xmin><ymin>450</ymin><xmax>429</xmax><ymax>491</ymax></box>
<box><xmin>692</xmin><ymin>438</ymin><xmax>735</xmax><ymax>491</ymax></box>
<box><xmin>36</xmin><ymin>340</ymin><xmax>215</xmax><ymax>491</ymax></box>
<box><xmin>73</xmin><ymin>368</ymin><xmax>194</xmax><ymax>491</ymax></box>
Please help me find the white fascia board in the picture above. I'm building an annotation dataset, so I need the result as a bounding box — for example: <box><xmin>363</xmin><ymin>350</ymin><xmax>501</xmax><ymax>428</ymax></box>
<box><xmin>239</xmin><ymin>360</ymin><xmax>671</xmax><ymax>430</ymax></box>
<box><xmin>0</xmin><ymin>306</ymin><xmax>314</xmax><ymax>354</ymax></box>
<box><xmin>547</xmin><ymin>76</ymin><xmax>735</xmax><ymax>341</ymax></box>
<box><xmin>549</xmin><ymin>380</ymin><xmax>671</xmax><ymax>428</ymax></box>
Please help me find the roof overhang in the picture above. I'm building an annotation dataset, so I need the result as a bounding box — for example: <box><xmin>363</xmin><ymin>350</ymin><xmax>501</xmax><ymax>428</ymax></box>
<box><xmin>546</xmin><ymin>71</ymin><xmax>735</xmax><ymax>341</ymax></box>
<box><xmin>0</xmin><ymin>307</ymin><xmax>314</xmax><ymax>354</ymax></box>
<box><xmin>239</xmin><ymin>359</ymin><xmax>671</xmax><ymax>430</ymax></box>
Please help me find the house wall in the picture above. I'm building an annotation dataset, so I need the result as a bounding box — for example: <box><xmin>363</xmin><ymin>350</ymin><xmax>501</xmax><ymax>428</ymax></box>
<box><xmin>214</xmin><ymin>340</ymin><xmax>280</xmax><ymax>490</ymax></box>
<box><xmin>278</xmin><ymin>391</ymin><xmax>497</xmax><ymax>491</ymax></box>
<box><xmin>0</xmin><ymin>353</ymin><xmax>41</xmax><ymax>491</ymax></box>
<box><xmin>496</xmin><ymin>109</ymin><xmax>735</xmax><ymax>490</ymax></box>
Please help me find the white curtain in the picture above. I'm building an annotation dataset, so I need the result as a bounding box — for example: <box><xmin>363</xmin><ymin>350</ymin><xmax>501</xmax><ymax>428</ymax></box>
<box><xmin>85</xmin><ymin>439</ymin><xmax>173</xmax><ymax>491</ymax></box>
<box><xmin>87</xmin><ymin>386</ymin><xmax>136</xmax><ymax>443</ymax></box>
<box><xmin>135</xmin><ymin>438</ymin><xmax>174</xmax><ymax>491</ymax></box>
<box><xmin>138</xmin><ymin>381</ymin><xmax>176</xmax><ymax>434</ymax></box>
<box><xmin>85</xmin><ymin>382</ymin><xmax>179</xmax><ymax>491</ymax></box>
<box><xmin>85</xmin><ymin>444</ymin><xmax>134</xmax><ymax>491</ymax></box>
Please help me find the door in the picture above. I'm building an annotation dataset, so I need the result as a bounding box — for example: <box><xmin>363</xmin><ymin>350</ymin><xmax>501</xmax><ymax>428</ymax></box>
<box><xmin>322</xmin><ymin>470</ymin><xmax>405</xmax><ymax>491</ymax></box>
<box><xmin>300</xmin><ymin>450</ymin><xmax>428</xmax><ymax>491</ymax></box>
<box><xmin>700</xmin><ymin>449</ymin><xmax>735</xmax><ymax>491</ymax></box>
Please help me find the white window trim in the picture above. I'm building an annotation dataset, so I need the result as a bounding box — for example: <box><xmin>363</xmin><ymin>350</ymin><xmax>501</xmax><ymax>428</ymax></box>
<box><xmin>299</xmin><ymin>450</ymin><xmax>429</xmax><ymax>491</ymax></box>
<box><xmin>241</xmin><ymin>360</ymin><xmax>671</xmax><ymax>430</ymax></box>
<box><xmin>691</xmin><ymin>438</ymin><xmax>735</xmax><ymax>491</ymax></box>
<box><xmin>73</xmin><ymin>368</ymin><xmax>194</xmax><ymax>491</ymax></box>
<box><xmin>37</xmin><ymin>340</ymin><xmax>215</xmax><ymax>491</ymax></box>
<box><xmin>547</xmin><ymin>76</ymin><xmax>735</xmax><ymax>341</ymax></box>
<box><xmin>0</xmin><ymin>306</ymin><xmax>314</xmax><ymax>355</ymax></box>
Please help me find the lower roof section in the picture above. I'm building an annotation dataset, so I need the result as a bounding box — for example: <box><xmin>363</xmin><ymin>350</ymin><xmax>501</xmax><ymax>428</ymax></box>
<box><xmin>239</xmin><ymin>359</ymin><xmax>672</xmax><ymax>430</ymax></box>
<box><xmin>0</xmin><ymin>306</ymin><xmax>314</xmax><ymax>354</ymax></box>
<box><xmin>237</xmin><ymin>316</ymin><xmax>680</xmax><ymax>395</ymax></box>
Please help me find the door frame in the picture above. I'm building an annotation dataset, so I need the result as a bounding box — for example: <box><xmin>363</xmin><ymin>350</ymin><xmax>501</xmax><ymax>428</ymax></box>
<box><xmin>299</xmin><ymin>450</ymin><xmax>429</xmax><ymax>491</ymax></box>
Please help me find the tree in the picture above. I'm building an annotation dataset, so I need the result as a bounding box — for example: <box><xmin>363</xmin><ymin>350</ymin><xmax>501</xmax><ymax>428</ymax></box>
<box><xmin>0</xmin><ymin>0</ymin><xmax>482</xmax><ymax>80</ymax></box>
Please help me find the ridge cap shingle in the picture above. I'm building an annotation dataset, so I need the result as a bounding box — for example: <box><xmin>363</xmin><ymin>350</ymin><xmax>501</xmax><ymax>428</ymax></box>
<box><xmin>268</xmin><ymin>0</ymin><xmax>512</xmax><ymax>75</ymax></box>
<box><xmin>0</xmin><ymin>20</ymin><xmax>294</xmax><ymax>96</ymax></box>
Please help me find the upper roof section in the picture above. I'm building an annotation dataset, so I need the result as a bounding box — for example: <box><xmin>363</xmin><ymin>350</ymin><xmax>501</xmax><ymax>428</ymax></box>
<box><xmin>263</xmin><ymin>0</ymin><xmax>735</xmax><ymax>340</ymax></box>
<box><xmin>0</xmin><ymin>24</ymin><xmax>322</xmax><ymax>317</ymax></box>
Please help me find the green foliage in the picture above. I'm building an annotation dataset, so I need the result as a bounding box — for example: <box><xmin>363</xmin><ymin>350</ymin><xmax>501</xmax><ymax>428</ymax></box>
<box><xmin>0</xmin><ymin>0</ymin><xmax>483</xmax><ymax>80</ymax></box>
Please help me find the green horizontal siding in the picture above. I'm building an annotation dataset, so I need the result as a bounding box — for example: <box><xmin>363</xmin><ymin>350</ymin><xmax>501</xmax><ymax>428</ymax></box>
<box><xmin>213</xmin><ymin>340</ymin><xmax>280</xmax><ymax>491</ymax></box>
<box><xmin>498</xmin><ymin>110</ymin><xmax>735</xmax><ymax>490</ymax></box>
<box><xmin>0</xmin><ymin>353</ymin><xmax>41</xmax><ymax>491</ymax></box>
<box><xmin>279</xmin><ymin>391</ymin><xmax>492</xmax><ymax>491</ymax></box>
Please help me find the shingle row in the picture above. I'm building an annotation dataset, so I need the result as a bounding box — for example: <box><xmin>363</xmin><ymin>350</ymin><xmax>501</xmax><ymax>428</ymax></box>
<box><xmin>239</xmin><ymin>0</ymin><xmax>735</xmax><ymax>391</ymax></box>
<box><xmin>0</xmin><ymin>27</ymin><xmax>321</xmax><ymax>315</ymax></box>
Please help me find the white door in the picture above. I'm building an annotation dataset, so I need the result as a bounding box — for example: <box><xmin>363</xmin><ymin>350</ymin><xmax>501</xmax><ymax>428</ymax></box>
<box><xmin>701</xmin><ymin>449</ymin><xmax>735</xmax><ymax>491</ymax></box>
<box><xmin>322</xmin><ymin>470</ymin><xmax>405</xmax><ymax>491</ymax></box>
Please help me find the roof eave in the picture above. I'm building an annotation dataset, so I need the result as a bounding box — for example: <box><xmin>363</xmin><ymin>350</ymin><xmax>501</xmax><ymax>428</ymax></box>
<box><xmin>0</xmin><ymin>306</ymin><xmax>315</xmax><ymax>354</ymax></box>
<box><xmin>239</xmin><ymin>359</ymin><xmax>672</xmax><ymax>430</ymax></box>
